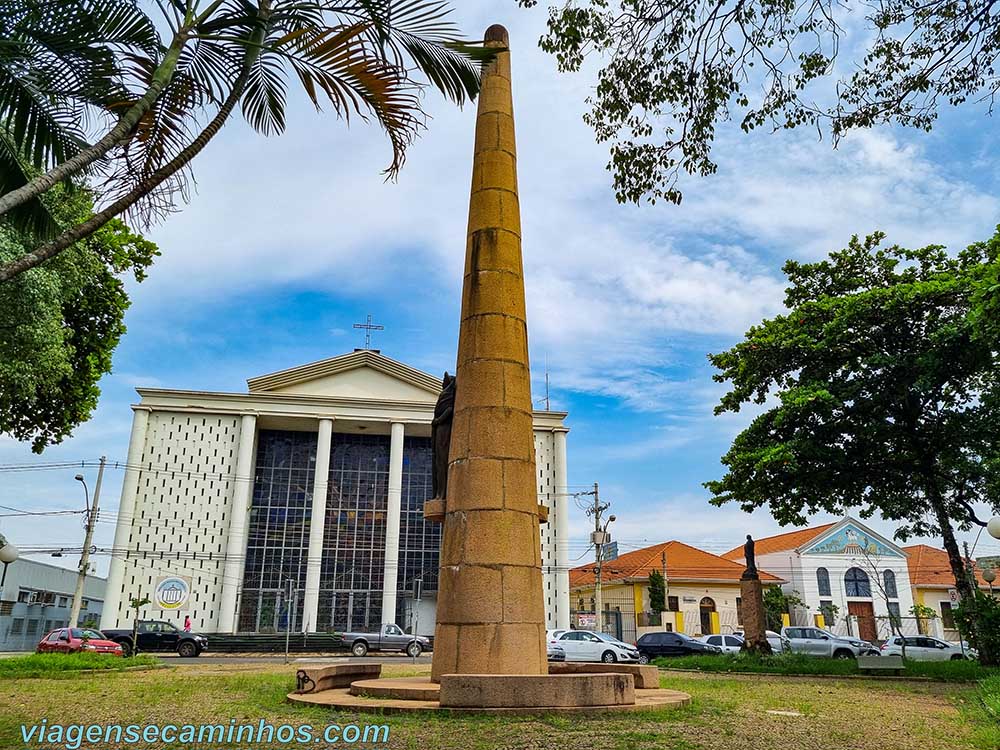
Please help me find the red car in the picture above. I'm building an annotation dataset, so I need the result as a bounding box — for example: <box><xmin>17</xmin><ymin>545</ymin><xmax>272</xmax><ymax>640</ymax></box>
<box><xmin>36</xmin><ymin>627</ymin><xmax>124</xmax><ymax>656</ymax></box>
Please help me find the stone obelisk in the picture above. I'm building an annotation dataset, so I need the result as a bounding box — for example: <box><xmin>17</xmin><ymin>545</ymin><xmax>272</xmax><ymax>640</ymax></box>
<box><xmin>430</xmin><ymin>24</ymin><xmax>547</xmax><ymax>682</ymax></box>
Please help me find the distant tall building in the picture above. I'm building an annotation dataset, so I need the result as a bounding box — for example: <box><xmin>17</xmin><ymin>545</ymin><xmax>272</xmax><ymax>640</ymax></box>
<box><xmin>100</xmin><ymin>350</ymin><xmax>571</xmax><ymax>634</ymax></box>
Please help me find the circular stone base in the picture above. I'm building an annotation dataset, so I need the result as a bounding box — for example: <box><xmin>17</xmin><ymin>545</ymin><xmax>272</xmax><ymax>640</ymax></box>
<box><xmin>287</xmin><ymin>686</ymin><xmax>690</xmax><ymax>715</ymax></box>
<box><xmin>349</xmin><ymin>677</ymin><xmax>441</xmax><ymax>701</ymax></box>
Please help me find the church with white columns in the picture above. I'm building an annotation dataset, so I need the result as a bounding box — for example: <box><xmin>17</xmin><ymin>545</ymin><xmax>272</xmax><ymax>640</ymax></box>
<box><xmin>99</xmin><ymin>349</ymin><xmax>571</xmax><ymax>635</ymax></box>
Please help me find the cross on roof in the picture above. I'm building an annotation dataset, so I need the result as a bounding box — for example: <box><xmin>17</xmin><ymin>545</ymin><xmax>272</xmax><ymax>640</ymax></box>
<box><xmin>353</xmin><ymin>314</ymin><xmax>384</xmax><ymax>350</ymax></box>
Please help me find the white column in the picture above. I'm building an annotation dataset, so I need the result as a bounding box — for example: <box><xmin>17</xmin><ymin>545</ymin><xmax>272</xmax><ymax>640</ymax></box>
<box><xmin>302</xmin><ymin>418</ymin><xmax>334</xmax><ymax>632</ymax></box>
<box><xmin>100</xmin><ymin>408</ymin><xmax>150</xmax><ymax>630</ymax></box>
<box><xmin>553</xmin><ymin>428</ymin><xmax>571</xmax><ymax>630</ymax></box>
<box><xmin>381</xmin><ymin>422</ymin><xmax>405</xmax><ymax>625</ymax></box>
<box><xmin>217</xmin><ymin>413</ymin><xmax>257</xmax><ymax>633</ymax></box>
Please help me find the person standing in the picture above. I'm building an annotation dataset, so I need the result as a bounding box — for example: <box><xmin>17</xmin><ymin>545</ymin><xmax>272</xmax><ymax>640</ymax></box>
<box><xmin>183</xmin><ymin>615</ymin><xmax>192</xmax><ymax>632</ymax></box>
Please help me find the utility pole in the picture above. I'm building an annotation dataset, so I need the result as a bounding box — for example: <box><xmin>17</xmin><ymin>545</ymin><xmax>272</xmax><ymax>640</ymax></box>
<box><xmin>661</xmin><ymin>549</ymin><xmax>669</xmax><ymax>617</ymax></box>
<box><xmin>70</xmin><ymin>456</ymin><xmax>104</xmax><ymax>628</ymax></box>
<box><xmin>586</xmin><ymin>483</ymin><xmax>614</xmax><ymax>633</ymax></box>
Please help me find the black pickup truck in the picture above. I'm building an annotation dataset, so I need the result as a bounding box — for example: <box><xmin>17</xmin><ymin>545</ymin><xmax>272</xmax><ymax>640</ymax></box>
<box><xmin>103</xmin><ymin>619</ymin><xmax>208</xmax><ymax>657</ymax></box>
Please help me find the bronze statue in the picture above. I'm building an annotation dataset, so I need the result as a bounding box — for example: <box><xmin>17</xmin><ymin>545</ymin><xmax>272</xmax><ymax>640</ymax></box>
<box><xmin>431</xmin><ymin>373</ymin><xmax>456</xmax><ymax>501</ymax></box>
<box><xmin>743</xmin><ymin>534</ymin><xmax>758</xmax><ymax>579</ymax></box>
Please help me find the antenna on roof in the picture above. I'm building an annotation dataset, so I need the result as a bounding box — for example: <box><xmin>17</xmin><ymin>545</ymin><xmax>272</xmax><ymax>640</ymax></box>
<box><xmin>534</xmin><ymin>352</ymin><xmax>551</xmax><ymax>411</ymax></box>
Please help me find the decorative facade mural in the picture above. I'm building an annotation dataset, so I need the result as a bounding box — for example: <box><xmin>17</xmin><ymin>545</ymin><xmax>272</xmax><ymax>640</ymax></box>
<box><xmin>803</xmin><ymin>523</ymin><xmax>903</xmax><ymax>558</ymax></box>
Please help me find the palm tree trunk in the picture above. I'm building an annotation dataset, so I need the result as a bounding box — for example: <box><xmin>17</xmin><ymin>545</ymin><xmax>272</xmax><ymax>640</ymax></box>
<box><xmin>0</xmin><ymin>12</ymin><xmax>269</xmax><ymax>282</ymax></box>
<box><xmin>0</xmin><ymin>37</ymin><xmax>188</xmax><ymax>220</ymax></box>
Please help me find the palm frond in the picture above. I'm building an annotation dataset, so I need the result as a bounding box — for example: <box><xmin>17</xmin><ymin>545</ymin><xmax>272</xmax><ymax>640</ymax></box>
<box><xmin>344</xmin><ymin>0</ymin><xmax>492</xmax><ymax>105</ymax></box>
<box><xmin>242</xmin><ymin>49</ymin><xmax>288</xmax><ymax>135</ymax></box>
<box><xmin>0</xmin><ymin>0</ymin><xmax>161</xmax><ymax>178</ymax></box>
<box><xmin>278</xmin><ymin>23</ymin><xmax>422</xmax><ymax>176</ymax></box>
<box><xmin>0</xmin><ymin>126</ymin><xmax>59</xmax><ymax>237</ymax></box>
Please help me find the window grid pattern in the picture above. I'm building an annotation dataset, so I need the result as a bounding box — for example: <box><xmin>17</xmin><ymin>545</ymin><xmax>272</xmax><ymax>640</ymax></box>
<box><xmin>396</xmin><ymin>436</ymin><xmax>437</xmax><ymax>624</ymax></box>
<box><xmin>239</xmin><ymin>430</ymin><xmax>316</xmax><ymax>632</ymax></box>
<box><xmin>844</xmin><ymin>567</ymin><xmax>872</xmax><ymax>597</ymax></box>
<box><xmin>816</xmin><ymin>567</ymin><xmax>831</xmax><ymax>596</ymax></box>
<box><xmin>882</xmin><ymin>569</ymin><xmax>898</xmax><ymax>598</ymax></box>
<box><xmin>316</xmin><ymin>433</ymin><xmax>390</xmax><ymax>632</ymax></box>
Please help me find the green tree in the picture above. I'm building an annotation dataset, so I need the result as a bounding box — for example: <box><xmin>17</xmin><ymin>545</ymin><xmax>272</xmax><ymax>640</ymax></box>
<box><xmin>706</xmin><ymin>228</ymin><xmax>1000</xmax><ymax>662</ymax></box>
<box><xmin>0</xmin><ymin>181</ymin><xmax>157</xmax><ymax>451</ymax></box>
<box><xmin>955</xmin><ymin>592</ymin><xmax>1000</xmax><ymax>666</ymax></box>
<box><xmin>517</xmin><ymin>0</ymin><xmax>1000</xmax><ymax>205</ymax></box>
<box><xmin>762</xmin><ymin>586</ymin><xmax>803</xmax><ymax>632</ymax></box>
<box><xmin>648</xmin><ymin>570</ymin><xmax>665</xmax><ymax>614</ymax></box>
<box><xmin>0</xmin><ymin>0</ymin><xmax>492</xmax><ymax>281</ymax></box>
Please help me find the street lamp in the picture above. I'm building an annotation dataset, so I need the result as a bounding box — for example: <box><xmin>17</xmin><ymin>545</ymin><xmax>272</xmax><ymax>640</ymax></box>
<box><xmin>0</xmin><ymin>533</ymin><xmax>19</xmax><ymax>591</ymax></box>
<box><xmin>983</xmin><ymin>568</ymin><xmax>996</xmax><ymax>595</ymax></box>
<box><xmin>75</xmin><ymin>474</ymin><xmax>90</xmax><ymax>511</ymax></box>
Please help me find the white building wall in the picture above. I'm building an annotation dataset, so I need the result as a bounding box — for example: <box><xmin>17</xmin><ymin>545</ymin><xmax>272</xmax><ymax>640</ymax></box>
<box><xmin>104</xmin><ymin>411</ymin><xmax>570</xmax><ymax>633</ymax></box>
<box><xmin>106</xmin><ymin>411</ymin><xmax>242</xmax><ymax>631</ymax></box>
<box><xmin>756</xmin><ymin>549</ymin><xmax>914</xmax><ymax>638</ymax></box>
<box><xmin>534</xmin><ymin>429</ymin><xmax>566</xmax><ymax>629</ymax></box>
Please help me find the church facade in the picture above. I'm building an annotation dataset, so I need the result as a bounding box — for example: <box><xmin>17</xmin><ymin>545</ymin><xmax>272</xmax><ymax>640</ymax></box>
<box><xmin>724</xmin><ymin>517</ymin><xmax>915</xmax><ymax>642</ymax></box>
<box><xmin>99</xmin><ymin>350</ymin><xmax>571</xmax><ymax>635</ymax></box>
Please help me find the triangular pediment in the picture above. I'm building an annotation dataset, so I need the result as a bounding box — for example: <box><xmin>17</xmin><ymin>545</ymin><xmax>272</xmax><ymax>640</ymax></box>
<box><xmin>801</xmin><ymin>518</ymin><xmax>905</xmax><ymax>558</ymax></box>
<box><xmin>247</xmin><ymin>350</ymin><xmax>443</xmax><ymax>401</ymax></box>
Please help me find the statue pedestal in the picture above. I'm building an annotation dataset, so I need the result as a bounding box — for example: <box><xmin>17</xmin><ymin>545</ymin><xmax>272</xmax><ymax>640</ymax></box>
<box><xmin>739</xmin><ymin>575</ymin><xmax>772</xmax><ymax>656</ymax></box>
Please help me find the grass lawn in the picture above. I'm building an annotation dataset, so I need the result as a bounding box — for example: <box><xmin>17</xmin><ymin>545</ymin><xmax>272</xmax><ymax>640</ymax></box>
<box><xmin>654</xmin><ymin>653</ymin><xmax>997</xmax><ymax>681</ymax></box>
<box><xmin>1</xmin><ymin>662</ymin><xmax>995</xmax><ymax>750</ymax></box>
<box><xmin>0</xmin><ymin>652</ymin><xmax>160</xmax><ymax>679</ymax></box>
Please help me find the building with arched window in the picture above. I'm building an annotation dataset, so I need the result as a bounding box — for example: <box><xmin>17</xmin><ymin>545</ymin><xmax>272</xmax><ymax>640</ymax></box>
<box><xmin>723</xmin><ymin>517</ymin><xmax>914</xmax><ymax>643</ymax></box>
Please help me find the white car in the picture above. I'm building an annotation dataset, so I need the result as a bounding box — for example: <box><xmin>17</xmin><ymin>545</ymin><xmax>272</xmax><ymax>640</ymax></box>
<box><xmin>881</xmin><ymin>635</ymin><xmax>977</xmax><ymax>661</ymax></box>
<box><xmin>700</xmin><ymin>634</ymin><xmax>744</xmax><ymax>653</ymax></box>
<box><xmin>550</xmin><ymin>629</ymin><xmax>641</xmax><ymax>663</ymax></box>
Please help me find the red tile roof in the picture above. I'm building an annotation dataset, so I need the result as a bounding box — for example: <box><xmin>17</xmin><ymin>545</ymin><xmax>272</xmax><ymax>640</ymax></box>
<box><xmin>903</xmin><ymin>544</ymin><xmax>990</xmax><ymax>589</ymax></box>
<box><xmin>569</xmin><ymin>540</ymin><xmax>782</xmax><ymax>589</ymax></box>
<box><xmin>721</xmin><ymin>523</ymin><xmax>838</xmax><ymax>560</ymax></box>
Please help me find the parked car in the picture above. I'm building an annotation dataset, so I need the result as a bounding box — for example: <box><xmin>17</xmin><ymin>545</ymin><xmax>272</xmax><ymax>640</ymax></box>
<box><xmin>881</xmin><ymin>636</ymin><xmax>977</xmax><ymax>661</ymax></box>
<box><xmin>547</xmin><ymin>643</ymin><xmax>567</xmax><ymax>662</ymax></box>
<box><xmin>551</xmin><ymin>629</ymin><xmax>641</xmax><ymax>663</ymax></box>
<box><xmin>635</xmin><ymin>631</ymin><xmax>722</xmax><ymax>663</ymax></box>
<box><xmin>340</xmin><ymin>623</ymin><xmax>430</xmax><ymax>657</ymax></box>
<box><xmin>36</xmin><ymin>627</ymin><xmax>123</xmax><ymax>656</ymax></box>
<box><xmin>732</xmin><ymin>629</ymin><xmax>792</xmax><ymax>654</ymax></box>
<box><xmin>700</xmin><ymin>634</ymin><xmax>744</xmax><ymax>653</ymax></box>
<box><xmin>781</xmin><ymin>626</ymin><xmax>875</xmax><ymax>658</ymax></box>
<box><xmin>103</xmin><ymin>620</ymin><xmax>208</xmax><ymax>657</ymax></box>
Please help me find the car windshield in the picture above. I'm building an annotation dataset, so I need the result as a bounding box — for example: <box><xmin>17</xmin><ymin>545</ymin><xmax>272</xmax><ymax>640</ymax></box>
<box><xmin>71</xmin><ymin>629</ymin><xmax>104</xmax><ymax>640</ymax></box>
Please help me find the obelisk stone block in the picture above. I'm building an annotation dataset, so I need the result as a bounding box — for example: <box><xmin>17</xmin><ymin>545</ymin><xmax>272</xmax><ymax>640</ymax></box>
<box><xmin>431</xmin><ymin>24</ymin><xmax>548</xmax><ymax>682</ymax></box>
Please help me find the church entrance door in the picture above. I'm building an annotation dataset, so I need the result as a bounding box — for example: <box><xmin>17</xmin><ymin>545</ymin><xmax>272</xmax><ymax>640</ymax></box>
<box><xmin>848</xmin><ymin>601</ymin><xmax>877</xmax><ymax>642</ymax></box>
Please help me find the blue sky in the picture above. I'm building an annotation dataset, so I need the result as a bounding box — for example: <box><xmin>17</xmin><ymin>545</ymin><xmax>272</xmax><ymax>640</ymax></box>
<box><xmin>2</xmin><ymin>2</ymin><xmax>1000</xmax><ymax>575</ymax></box>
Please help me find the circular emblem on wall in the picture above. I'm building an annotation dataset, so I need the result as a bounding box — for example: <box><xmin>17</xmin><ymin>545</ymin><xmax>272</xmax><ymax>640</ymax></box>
<box><xmin>154</xmin><ymin>576</ymin><xmax>191</xmax><ymax>610</ymax></box>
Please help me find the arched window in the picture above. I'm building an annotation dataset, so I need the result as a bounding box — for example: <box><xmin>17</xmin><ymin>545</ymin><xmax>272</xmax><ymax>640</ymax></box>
<box><xmin>882</xmin><ymin>570</ymin><xmax>898</xmax><ymax>598</ymax></box>
<box><xmin>844</xmin><ymin>567</ymin><xmax>871</xmax><ymax>597</ymax></box>
<box><xmin>816</xmin><ymin>567</ymin><xmax>831</xmax><ymax>596</ymax></box>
